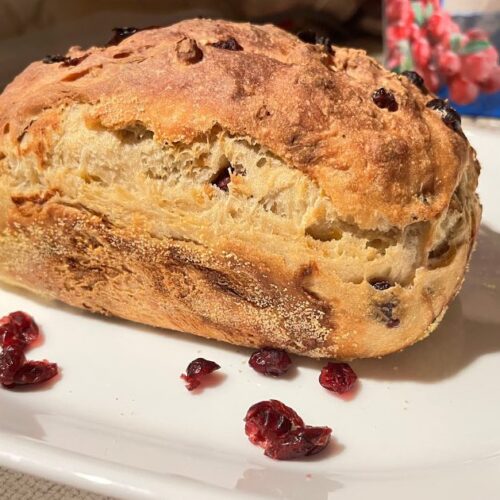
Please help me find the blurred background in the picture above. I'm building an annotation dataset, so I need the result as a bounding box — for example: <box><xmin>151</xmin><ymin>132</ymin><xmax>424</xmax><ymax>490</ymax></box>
<box><xmin>0</xmin><ymin>0</ymin><xmax>382</xmax><ymax>90</ymax></box>
<box><xmin>0</xmin><ymin>0</ymin><xmax>498</xmax><ymax>115</ymax></box>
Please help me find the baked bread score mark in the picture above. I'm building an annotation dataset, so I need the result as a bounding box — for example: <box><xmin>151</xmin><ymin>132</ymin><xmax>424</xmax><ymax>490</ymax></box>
<box><xmin>0</xmin><ymin>19</ymin><xmax>481</xmax><ymax>359</ymax></box>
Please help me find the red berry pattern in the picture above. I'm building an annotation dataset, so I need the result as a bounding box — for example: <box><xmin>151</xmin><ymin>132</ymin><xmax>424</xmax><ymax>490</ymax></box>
<box><xmin>386</xmin><ymin>0</ymin><xmax>500</xmax><ymax>104</ymax></box>
<box><xmin>480</xmin><ymin>67</ymin><xmax>500</xmax><ymax>94</ymax></box>
<box><xmin>450</xmin><ymin>76</ymin><xmax>479</xmax><ymax>105</ymax></box>
<box><xmin>438</xmin><ymin>50</ymin><xmax>461</xmax><ymax>77</ymax></box>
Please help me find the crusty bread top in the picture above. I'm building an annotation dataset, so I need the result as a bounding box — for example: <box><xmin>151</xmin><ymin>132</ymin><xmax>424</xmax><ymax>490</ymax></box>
<box><xmin>0</xmin><ymin>18</ymin><xmax>471</xmax><ymax>230</ymax></box>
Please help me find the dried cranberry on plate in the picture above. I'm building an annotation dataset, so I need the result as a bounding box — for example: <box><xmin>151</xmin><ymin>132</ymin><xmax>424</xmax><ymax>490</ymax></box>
<box><xmin>0</xmin><ymin>311</ymin><xmax>58</xmax><ymax>388</ymax></box>
<box><xmin>245</xmin><ymin>399</ymin><xmax>304</xmax><ymax>446</ymax></box>
<box><xmin>319</xmin><ymin>362</ymin><xmax>358</xmax><ymax>394</ymax></box>
<box><xmin>12</xmin><ymin>360</ymin><xmax>58</xmax><ymax>386</ymax></box>
<box><xmin>263</xmin><ymin>425</ymin><xmax>332</xmax><ymax>460</ymax></box>
<box><xmin>0</xmin><ymin>311</ymin><xmax>39</xmax><ymax>349</ymax></box>
<box><xmin>181</xmin><ymin>357</ymin><xmax>220</xmax><ymax>391</ymax></box>
<box><xmin>0</xmin><ymin>346</ymin><xmax>26</xmax><ymax>387</ymax></box>
<box><xmin>244</xmin><ymin>399</ymin><xmax>332</xmax><ymax>460</ymax></box>
<box><xmin>248</xmin><ymin>348</ymin><xmax>292</xmax><ymax>376</ymax></box>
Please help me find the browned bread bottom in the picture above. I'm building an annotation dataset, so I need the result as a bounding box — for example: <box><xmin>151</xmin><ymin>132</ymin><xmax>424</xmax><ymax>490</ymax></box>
<box><xmin>0</xmin><ymin>197</ymin><xmax>479</xmax><ymax>358</ymax></box>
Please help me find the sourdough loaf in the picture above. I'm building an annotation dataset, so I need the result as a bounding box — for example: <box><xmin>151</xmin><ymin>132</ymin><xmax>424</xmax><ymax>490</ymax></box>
<box><xmin>0</xmin><ymin>19</ymin><xmax>481</xmax><ymax>358</ymax></box>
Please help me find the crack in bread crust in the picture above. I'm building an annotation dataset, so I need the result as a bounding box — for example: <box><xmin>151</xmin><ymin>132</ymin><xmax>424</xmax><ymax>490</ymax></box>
<box><xmin>1</xmin><ymin>105</ymin><xmax>471</xmax><ymax>289</ymax></box>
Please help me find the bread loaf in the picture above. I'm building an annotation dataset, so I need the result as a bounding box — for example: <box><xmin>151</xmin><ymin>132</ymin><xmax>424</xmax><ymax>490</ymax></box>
<box><xmin>0</xmin><ymin>19</ymin><xmax>481</xmax><ymax>358</ymax></box>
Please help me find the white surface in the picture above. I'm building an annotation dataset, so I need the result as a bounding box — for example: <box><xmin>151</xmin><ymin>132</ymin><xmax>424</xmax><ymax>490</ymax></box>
<box><xmin>0</xmin><ymin>124</ymin><xmax>499</xmax><ymax>500</ymax></box>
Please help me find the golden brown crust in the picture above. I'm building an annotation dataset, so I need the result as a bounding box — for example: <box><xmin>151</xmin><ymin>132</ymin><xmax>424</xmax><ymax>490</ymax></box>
<box><xmin>0</xmin><ymin>19</ymin><xmax>481</xmax><ymax>358</ymax></box>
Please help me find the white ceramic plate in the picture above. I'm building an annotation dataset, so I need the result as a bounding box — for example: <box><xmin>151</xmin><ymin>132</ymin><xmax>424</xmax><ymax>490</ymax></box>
<box><xmin>1</xmin><ymin>123</ymin><xmax>499</xmax><ymax>500</ymax></box>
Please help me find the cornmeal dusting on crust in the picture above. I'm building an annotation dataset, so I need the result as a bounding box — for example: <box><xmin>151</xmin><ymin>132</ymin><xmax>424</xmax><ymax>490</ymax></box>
<box><xmin>0</xmin><ymin>19</ymin><xmax>481</xmax><ymax>358</ymax></box>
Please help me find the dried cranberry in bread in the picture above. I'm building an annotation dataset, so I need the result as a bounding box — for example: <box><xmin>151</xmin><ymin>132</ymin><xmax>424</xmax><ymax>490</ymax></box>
<box><xmin>0</xmin><ymin>19</ymin><xmax>481</xmax><ymax>358</ymax></box>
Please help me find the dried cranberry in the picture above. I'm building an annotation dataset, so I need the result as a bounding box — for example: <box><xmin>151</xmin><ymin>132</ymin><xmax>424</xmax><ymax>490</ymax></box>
<box><xmin>210</xmin><ymin>37</ymin><xmax>243</xmax><ymax>51</ymax></box>
<box><xmin>181</xmin><ymin>358</ymin><xmax>220</xmax><ymax>391</ymax></box>
<box><xmin>245</xmin><ymin>400</ymin><xmax>304</xmax><ymax>445</ymax></box>
<box><xmin>369</xmin><ymin>279</ymin><xmax>392</xmax><ymax>291</ymax></box>
<box><xmin>0</xmin><ymin>311</ymin><xmax>39</xmax><ymax>349</ymax></box>
<box><xmin>212</xmin><ymin>164</ymin><xmax>245</xmax><ymax>191</ymax></box>
<box><xmin>249</xmin><ymin>348</ymin><xmax>292</xmax><ymax>376</ymax></box>
<box><xmin>1</xmin><ymin>311</ymin><xmax>59</xmax><ymax>389</ymax></box>
<box><xmin>443</xmin><ymin>108</ymin><xmax>462</xmax><ymax>132</ymax></box>
<box><xmin>264</xmin><ymin>426</ymin><xmax>332</xmax><ymax>460</ymax></box>
<box><xmin>212</xmin><ymin>165</ymin><xmax>233</xmax><ymax>191</ymax></box>
<box><xmin>426</xmin><ymin>98</ymin><xmax>462</xmax><ymax>132</ymax></box>
<box><xmin>245</xmin><ymin>406</ymin><xmax>292</xmax><ymax>445</ymax></box>
<box><xmin>319</xmin><ymin>362</ymin><xmax>357</xmax><ymax>394</ymax></box>
<box><xmin>61</xmin><ymin>54</ymin><xmax>88</xmax><ymax>67</ymax></box>
<box><xmin>372</xmin><ymin>88</ymin><xmax>398</xmax><ymax>112</ymax></box>
<box><xmin>12</xmin><ymin>360</ymin><xmax>58</xmax><ymax>386</ymax></box>
<box><xmin>107</xmin><ymin>27</ymin><xmax>139</xmax><ymax>46</ymax></box>
<box><xmin>318</xmin><ymin>37</ymin><xmax>334</xmax><ymax>55</ymax></box>
<box><xmin>42</xmin><ymin>55</ymin><xmax>70</xmax><ymax>64</ymax></box>
<box><xmin>0</xmin><ymin>346</ymin><xmax>26</xmax><ymax>387</ymax></box>
<box><xmin>297</xmin><ymin>30</ymin><xmax>334</xmax><ymax>54</ymax></box>
<box><xmin>244</xmin><ymin>400</ymin><xmax>331</xmax><ymax>460</ymax></box>
<box><xmin>246</xmin><ymin>400</ymin><xmax>304</xmax><ymax>428</ymax></box>
<box><xmin>380</xmin><ymin>302</ymin><xmax>395</xmax><ymax>318</ymax></box>
<box><xmin>377</xmin><ymin>302</ymin><xmax>400</xmax><ymax>328</ymax></box>
<box><xmin>386</xmin><ymin>317</ymin><xmax>400</xmax><ymax>328</ymax></box>
<box><xmin>426</xmin><ymin>98</ymin><xmax>448</xmax><ymax>111</ymax></box>
<box><xmin>401</xmin><ymin>70</ymin><xmax>425</xmax><ymax>91</ymax></box>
